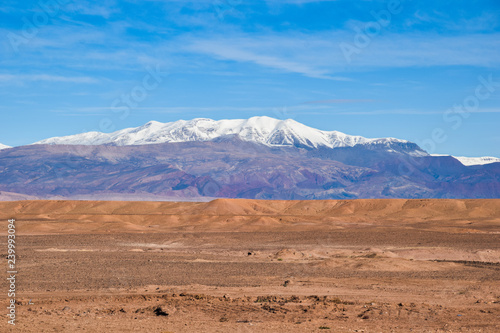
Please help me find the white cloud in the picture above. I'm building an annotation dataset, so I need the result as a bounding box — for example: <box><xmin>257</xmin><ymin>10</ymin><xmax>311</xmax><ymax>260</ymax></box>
<box><xmin>187</xmin><ymin>38</ymin><xmax>350</xmax><ymax>80</ymax></box>
<box><xmin>3</xmin><ymin>8</ymin><xmax>499</xmax><ymax>83</ymax></box>
<box><xmin>0</xmin><ymin>74</ymin><xmax>99</xmax><ymax>83</ymax></box>
<box><xmin>182</xmin><ymin>31</ymin><xmax>500</xmax><ymax>78</ymax></box>
<box><xmin>66</xmin><ymin>0</ymin><xmax>120</xmax><ymax>19</ymax></box>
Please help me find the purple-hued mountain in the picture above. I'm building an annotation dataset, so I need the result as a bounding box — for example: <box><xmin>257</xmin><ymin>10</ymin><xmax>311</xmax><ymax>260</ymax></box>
<box><xmin>1</xmin><ymin>117</ymin><xmax>499</xmax><ymax>200</ymax></box>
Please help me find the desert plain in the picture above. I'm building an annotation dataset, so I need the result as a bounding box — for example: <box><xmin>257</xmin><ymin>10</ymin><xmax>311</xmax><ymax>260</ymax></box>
<box><xmin>0</xmin><ymin>198</ymin><xmax>499</xmax><ymax>332</ymax></box>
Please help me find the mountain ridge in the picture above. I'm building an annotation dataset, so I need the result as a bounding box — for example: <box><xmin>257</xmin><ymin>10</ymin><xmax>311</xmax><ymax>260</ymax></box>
<box><xmin>22</xmin><ymin>116</ymin><xmax>499</xmax><ymax>165</ymax></box>
<box><xmin>33</xmin><ymin>116</ymin><xmax>427</xmax><ymax>156</ymax></box>
<box><xmin>452</xmin><ymin>156</ymin><xmax>500</xmax><ymax>166</ymax></box>
<box><xmin>0</xmin><ymin>139</ymin><xmax>499</xmax><ymax>200</ymax></box>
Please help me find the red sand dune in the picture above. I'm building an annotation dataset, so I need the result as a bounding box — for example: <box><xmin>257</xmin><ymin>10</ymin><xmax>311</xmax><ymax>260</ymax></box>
<box><xmin>1</xmin><ymin>198</ymin><xmax>499</xmax><ymax>234</ymax></box>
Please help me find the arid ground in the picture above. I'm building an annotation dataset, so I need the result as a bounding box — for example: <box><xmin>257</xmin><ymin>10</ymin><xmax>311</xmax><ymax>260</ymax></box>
<box><xmin>1</xmin><ymin>199</ymin><xmax>499</xmax><ymax>332</ymax></box>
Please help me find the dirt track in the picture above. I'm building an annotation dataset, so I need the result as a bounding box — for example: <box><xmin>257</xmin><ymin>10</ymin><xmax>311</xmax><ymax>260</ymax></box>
<box><xmin>1</xmin><ymin>199</ymin><xmax>499</xmax><ymax>332</ymax></box>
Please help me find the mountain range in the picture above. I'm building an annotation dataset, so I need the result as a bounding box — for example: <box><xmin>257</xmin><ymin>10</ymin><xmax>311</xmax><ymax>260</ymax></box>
<box><xmin>34</xmin><ymin>116</ymin><xmax>427</xmax><ymax>154</ymax></box>
<box><xmin>0</xmin><ymin>116</ymin><xmax>499</xmax><ymax>200</ymax></box>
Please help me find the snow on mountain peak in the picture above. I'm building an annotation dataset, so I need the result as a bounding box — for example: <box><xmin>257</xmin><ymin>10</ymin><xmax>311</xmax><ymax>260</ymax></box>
<box><xmin>33</xmin><ymin>116</ymin><xmax>426</xmax><ymax>154</ymax></box>
<box><xmin>0</xmin><ymin>143</ymin><xmax>11</xmax><ymax>150</ymax></box>
<box><xmin>454</xmin><ymin>156</ymin><xmax>500</xmax><ymax>166</ymax></box>
<box><xmin>431</xmin><ymin>154</ymin><xmax>500</xmax><ymax>166</ymax></box>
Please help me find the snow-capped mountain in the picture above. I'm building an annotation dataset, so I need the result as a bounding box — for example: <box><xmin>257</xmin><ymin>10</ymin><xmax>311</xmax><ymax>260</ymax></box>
<box><xmin>453</xmin><ymin>156</ymin><xmax>500</xmax><ymax>166</ymax></box>
<box><xmin>2</xmin><ymin>120</ymin><xmax>499</xmax><ymax>200</ymax></box>
<box><xmin>34</xmin><ymin>116</ymin><xmax>427</xmax><ymax>155</ymax></box>
<box><xmin>431</xmin><ymin>154</ymin><xmax>500</xmax><ymax>166</ymax></box>
<box><xmin>3</xmin><ymin>137</ymin><xmax>500</xmax><ymax>200</ymax></box>
<box><xmin>0</xmin><ymin>143</ymin><xmax>11</xmax><ymax>150</ymax></box>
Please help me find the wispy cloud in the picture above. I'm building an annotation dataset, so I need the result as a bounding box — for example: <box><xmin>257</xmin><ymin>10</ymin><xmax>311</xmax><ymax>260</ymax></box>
<box><xmin>334</xmin><ymin>108</ymin><xmax>500</xmax><ymax>115</ymax></box>
<box><xmin>66</xmin><ymin>0</ymin><xmax>120</xmax><ymax>19</ymax></box>
<box><xmin>180</xmin><ymin>30</ymin><xmax>500</xmax><ymax>81</ymax></box>
<box><xmin>48</xmin><ymin>103</ymin><xmax>341</xmax><ymax>116</ymax></box>
<box><xmin>304</xmin><ymin>99</ymin><xmax>378</xmax><ymax>104</ymax></box>
<box><xmin>407</xmin><ymin>10</ymin><xmax>500</xmax><ymax>32</ymax></box>
<box><xmin>186</xmin><ymin>38</ymin><xmax>350</xmax><ymax>80</ymax></box>
<box><xmin>0</xmin><ymin>74</ymin><xmax>99</xmax><ymax>83</ymax></box>
<box><xmin>3</xmin><ymin>8</ymin><xmax>499</xmax><ymax>83</ymax></box>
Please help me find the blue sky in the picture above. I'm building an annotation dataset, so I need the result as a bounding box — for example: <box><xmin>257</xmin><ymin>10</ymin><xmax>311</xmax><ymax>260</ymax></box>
<box><xmin>1</xmin><ymin>0</ymin><xmax>499</xmax><ymax>157</ymax></box>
